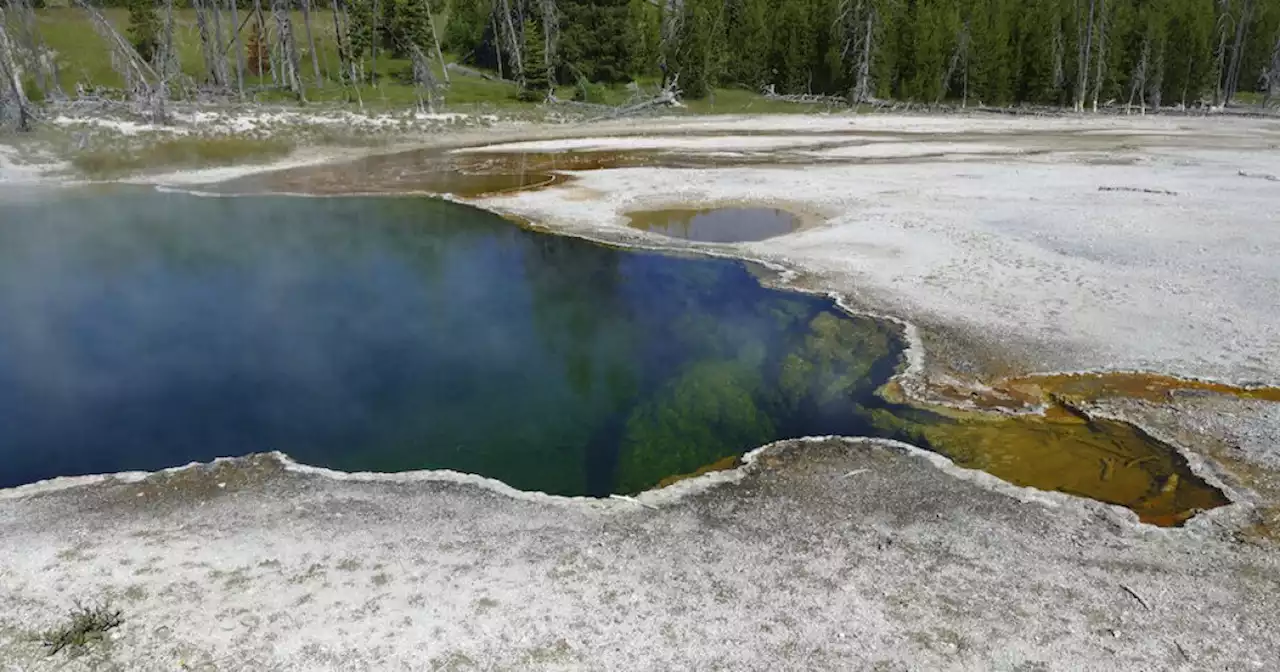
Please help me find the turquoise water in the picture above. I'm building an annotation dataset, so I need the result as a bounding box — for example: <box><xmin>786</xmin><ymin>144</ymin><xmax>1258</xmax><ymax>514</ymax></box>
<box><xmin>0</xmin><ymin>191</ymin><xmax>901</xmax><ymax>495</ymax></box>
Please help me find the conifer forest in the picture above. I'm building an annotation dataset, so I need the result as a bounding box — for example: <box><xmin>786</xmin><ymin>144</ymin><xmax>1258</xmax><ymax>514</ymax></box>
<box><xmin>0</xmin><ymin>0</ymin><xmax>1277</xmax><ymax>131</ymax></box>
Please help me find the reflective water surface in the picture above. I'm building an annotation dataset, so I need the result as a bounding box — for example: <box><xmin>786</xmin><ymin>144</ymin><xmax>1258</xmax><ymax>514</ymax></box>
<box><xmin>627</xmin><ymin>208</ymin><xmax>802</xmax><ymax>242</ymax></box>
<box><xmin>0</xmin><ymin>189</ymin><xmax>1227</xmax><ymax>524</ymax></box>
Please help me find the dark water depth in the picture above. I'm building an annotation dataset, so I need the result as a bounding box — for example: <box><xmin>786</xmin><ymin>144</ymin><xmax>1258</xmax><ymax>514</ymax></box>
<box><xmin>0</xmin><ymin>190</ymin><xmax>1228</xmax><ymax>524</ymax></box>
<box><xmin>0</xmin><ymin>191</ymin><xmax>897</xmax><ymax>496</ymax></box>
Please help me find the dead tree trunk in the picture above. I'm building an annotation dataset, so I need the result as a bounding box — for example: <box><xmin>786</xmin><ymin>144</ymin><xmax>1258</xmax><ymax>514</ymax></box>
<box><xmin>1075</xmin><ymin>0</ymin><xmax>1097</xmax><ymax>111</ymax></box>
<box><xmin>491</xmin><ymin>13</ymin><xmax>504</xmax><ymax>80</ymax></box>
<box><xmin>1213</xmin><ymin>0</ymin><xmax>1231</xmax><ymax>105</ymax></box>
<box><xmin>1051</xmin><ymin>21</ymin><xmax>1066</xmax><ymax>96</ymax></box>
<box><xmin>76</xmin><ymin>0</ymin><xmax>166</xmax><ymax>122</ymax></box>
<box><xmin>938</xmin><ymin>23</ymin><xmax>968</xmax><ymax>105</ymax></box>
<box><xmin>0</xmin><ymin>7</ymin><xmax>33</xmax><ymax>131</ymax></box>
<box><xmin>331</xmin><ymin>0</ymin><xmax>363</xmax><ymax>107</ymax></box>
<box><xmin>253</xmin><ymin>0</ymin><xmax>267</xmax><ymax>81</ymax></box>
<box><xmin>371</xmin><ymin>0</ymin><xmax>379</xmax><ymax>85</ymax></box>
<box><xmin>1090</xmin><ymin>0</ymin><xmax>1107</xmax><ymax>112</ymax></box>
<box><xmin>193</xmin><ymin>0</ymin><xmax>229</xmax><ymax>88</ymax></box>
<box><xmin>1148</xmin><ymin>33</ymin><xmax>1164</xmax><ymax>109</ymax></box>
<box><xmin>837</xmin><ymin>0</ymin><xmax>876</xmax><ymax>104</ymax></box>
<box><xmin>497</xmin><ymin>0</ymin><xmax>524</xmax><ymax>83</ymax></box>
<box><xmin>300</xmin><ymin>0</ymin><xmax>322</xmax><ymax>82</ymax></box>
<box><xmin>1127</xmin><ymin>35</ymin><xmax>1149</xmax><ymax>114</ymax></box>
<box><xmin>426</xmin><ymin>6</ymin><xmax>449</xmax><ymax>84</ymax></box>
<box><xmin>1264</xmin><ymin>34</ymin><xmax>1280</xmax><ymax>107</ymax></box>
<box><xmin>5</xmin><ymin>0</ymin><xmax>60</xmax><ymax>101</ymax></box>
<box><xmin>229</xmin><ymin>0</ymin><xmax>246</xmax><ymax>96</ymax></box>
<box><xmin>211</xmin><ymin>0</ymin><xmax>228</xmax><ymax>84</ymax></box>
<box><xmin>540</xmin><ymin>0</ymin><xmax>558</xmax><ymax>87</ymax></box>
<box><xmin>409</xmin><ymin>44</ymin><xmax>441</xmax><ymax>113</ymax></box>
<box><xmin>160</xmin><ymin>0</ymin><xmax>178</xmax><ymax>94</ymax></box>
<box><xmin>1224</xmin><ymin>0</ymin><xmax>1254</xmax><ymax>105</ymax></box>
<box><xmin>273</xmin><ymin>0</ymin><xmax>306</xmax><ymax>99</ymax></box>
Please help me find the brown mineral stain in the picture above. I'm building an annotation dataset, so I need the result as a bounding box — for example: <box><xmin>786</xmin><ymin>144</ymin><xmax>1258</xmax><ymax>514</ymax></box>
<box><xmin>898</xmin><ymin>407</ymin><xmax>1229</xmax><ymax>526</ymax></box>
<box><xmin>656</xmin><ymin>455</ymin><xmax>742</xmax><ymax>489</ymax></box>
<box><xmin>627</xmin><ymin>207</ymin><xmax>803</xmax><ymax>243</ymax></box>
<box><xmin>1004</xmin><ymin>372</ymin><xmax>1280</xmax><ymax>404</ymax></box>
<box><xmin>865</xmin><ymin>379</ymin><xmax>1228</xmax><ymax>525</ymax></box>
<box><xmin>883</xmin><ymin>370</ymin><xmax>1280</xmax><ymax>525</ymax></box>
<box><xmin>229</xmin><ymin>148</ymin><xmax>764</xmax><ymax>198</ymax></box>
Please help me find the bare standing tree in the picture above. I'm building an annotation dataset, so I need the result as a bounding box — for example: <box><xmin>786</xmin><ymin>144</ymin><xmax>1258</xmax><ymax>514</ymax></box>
<box><xmin>409</xmin><ymin>44</ymin><xmax>441</xmax><ymax>113</ymax></box>
<box><xmin>1075</xmin><ymin>0</ymin><xmax>1097</xmax><ymax>112</ymax></box>
<box><xmin>1212</xmin><ymin>0</ymin><xmax>1232</xmax><ymax>105</ymax></box>
<box><xmin>300</xmin><ymin>0</ymin><xmax>322</xmax><ymax>82</ymax></box>
<box><xmin>273</xmin><ymin>0</ymin><xmax>306</xmax><ymax>99</ymax></box>
<box><xmin>211</xmin><ymin>0</ymin><xmax>228</xmax><ymax>83</ymax></box>
<box><xmin>491</xmin><ymin>13</ymin><xmax>504</xmax><ymax>80</ymax></box>
<box><xmin>540</xmin><ymin>0</ymin><xmax>558</xmax><ymax>87</ymax></box>
<box><xmin>0</xmin><ymin>6</ymin><xmax>33</xmax><ymax>131</ymax></box>
<box><xmin>193</xmin><ymin>0</ymin><xmax>230</xmax><ymax>87</ymax></box>
<box><xmin>659</xmin><ymin>0</ymin><xmax>683</xmax><ymax>86</ymax></box>
<box><xmin>229</xmin><ymin>0</ymin><xmax>246</xmax><ymax>96</ymax></box>
<box><xmin>371</xmin><ymin>0</ymin><xmax>379</xmax><ymax>84</ymax></box>
<box><xmin>1052</xmin><ymin>21</ymin><xmax>1066</xmax><ymax>95</ymax></box>
<box><xmin>496</xmin><ymin>0</ymin><xmax>525</xmax><ymax>84</ymax></box>
<box><xmin>331</xmin><ymin>0</ymin><xmax>364</xmax><ymax>106</ymax></box>
<box><xmin>1090</xmin><ymin>0</ymin><xmax>1107</xmax><ymax>111</ymax></box>
<box><xmin>1126</xmin><ymin>34</ymin><xmax>1149</xmax><ymax>114</ymax></box>
<box><xmin>253</xmin><ymin>0</ymin><xmax>268</xmax><ymax>81</ymax></box>
<box><xmin>1264</xmin><ymin>33</ymin><xmax>1280</xmax><ymax>107</ymax></box>
<box><xmin>1223</xmin><ymin>0</ymin><xmax>1254</xmax><ymax>104</ymax></box>
<box><xmin>4</xmin><ymin>0</ymin><xmax>61</xmax><ymax>101</ymax></box>
<box><xmin>836</xmin><ymin>0</ymin><xmax>878</xmax><ymax>104</ymax></box>
<box><xmin>938</xmin><ymin>21</ymin><xmax>969</xmax><ymax>105</ymax></box>
<box><xmin>427</xmin><ymin>3</ymin><xmax>449</xmax><ymax>84</ymax></box>
<box><xmin>75</xmin><ymin>0</ymin><xmax>168</xmax><ymax>122</ymax></box>
<box><xmin>1147</xmin><ymin>33</ymin><xmax>1164</xmax><ymax>109</ymax></box>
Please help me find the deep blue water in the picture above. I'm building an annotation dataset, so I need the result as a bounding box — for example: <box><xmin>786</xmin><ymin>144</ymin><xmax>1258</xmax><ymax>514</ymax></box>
<box><xmin>0</xmin><ymin>190</ymin><xmax>900</xmax><ymax>495</ymax></box>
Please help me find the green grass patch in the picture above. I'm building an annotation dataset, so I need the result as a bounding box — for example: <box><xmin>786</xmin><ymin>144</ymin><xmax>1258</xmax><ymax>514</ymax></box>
<box><xmin>70</xmin><ymin>135</ymin><xmax>295</xmax><ymax>178</ymax></box>
<box><xmin>42</xmin><ymin>601</ymin><xmax>122</xmax><ymax>657</ymax></box>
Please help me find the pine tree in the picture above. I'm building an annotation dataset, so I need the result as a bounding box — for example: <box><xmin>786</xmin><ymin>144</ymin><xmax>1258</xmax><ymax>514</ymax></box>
<box><xmin>444</xmin><ymin>0</ymin><xmax>491</xmax><ymax>58</ymax></box>
<box><xmin>672</xmin><ymin>0</ymin><xmax>726</xmax><ymax>98</ymax></box>
<box><xmin>559</xmin><ymin>0</ymin><xmax>634</xmax><ymax>83</ymax></box>
<box><xmin>519</xmin><ymin>18</ymin><xmax>550</xmax><ymax>100</ymax></box>
<box><xmin>773</xmin><ymin>0</ymin><xmax>815</xmax><ymax>93</ymax></box>
<box><xmin>126</xmin><ymin>0</ymin><xmax>162</xmax><ymax>64</ymax></box>
<box><xmin>385</xmin><ymin>0</ymin><xmax>433</xmax><ymax>57</ymax></box>
<box><xmin>348</xmin><ymin>0</ymin><xmax>377</xmax><ymax>63</ymax></box>
<box><xmin>725</xmin><ymin>0</ymin><xmax>771</xmax><ymax>90</ymax></box>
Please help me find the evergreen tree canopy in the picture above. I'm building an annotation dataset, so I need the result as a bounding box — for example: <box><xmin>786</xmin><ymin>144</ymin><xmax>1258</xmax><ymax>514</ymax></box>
<box><xmin>125</xmin><ymin>0</ymin><xmax>161</xmax><ymax>64</ymax></box>
<box><xmin>559</xmin><ymin>0</ymin><xmax>635</xmax><ymax>83</ymax></box>
<box><xmin>519</xmin><ymin>18</ymin><xmax>551</xmax><ymax>100</ymax></box>
<box><xmin>437</xmin><ymin>0</ymin><xmax>1278</xmax><ymax>106</ymax></box>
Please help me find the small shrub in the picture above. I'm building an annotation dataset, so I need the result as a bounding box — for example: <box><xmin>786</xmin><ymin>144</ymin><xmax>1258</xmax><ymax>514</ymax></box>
<box><xmin>42</xmin><ymin>601</ymin><xmax>123</xmax><ymax>656</ymax></box>
<box><xmin>573</xmin><ymin>81</ymin><xmax>609</xmax><ymax>104</ymax></box>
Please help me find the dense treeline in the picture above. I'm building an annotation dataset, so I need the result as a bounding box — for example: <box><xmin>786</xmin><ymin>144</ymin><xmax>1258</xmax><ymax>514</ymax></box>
<box><xmin>447</xmin><ymin>0</ymin><xmax>1280</xmax><ymax>107</ymax></box>
<box><xmin>7</xmin><ymin>0</ymin><xmax>1277</xmax><ymax>114</ymax></box>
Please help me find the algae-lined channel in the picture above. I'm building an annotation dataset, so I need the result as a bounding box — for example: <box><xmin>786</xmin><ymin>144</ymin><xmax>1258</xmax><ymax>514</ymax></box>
<box><xmin>0</xmin><ymin>191</ymin><xmax>1225</xmax><ymax>524</ymax></box>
